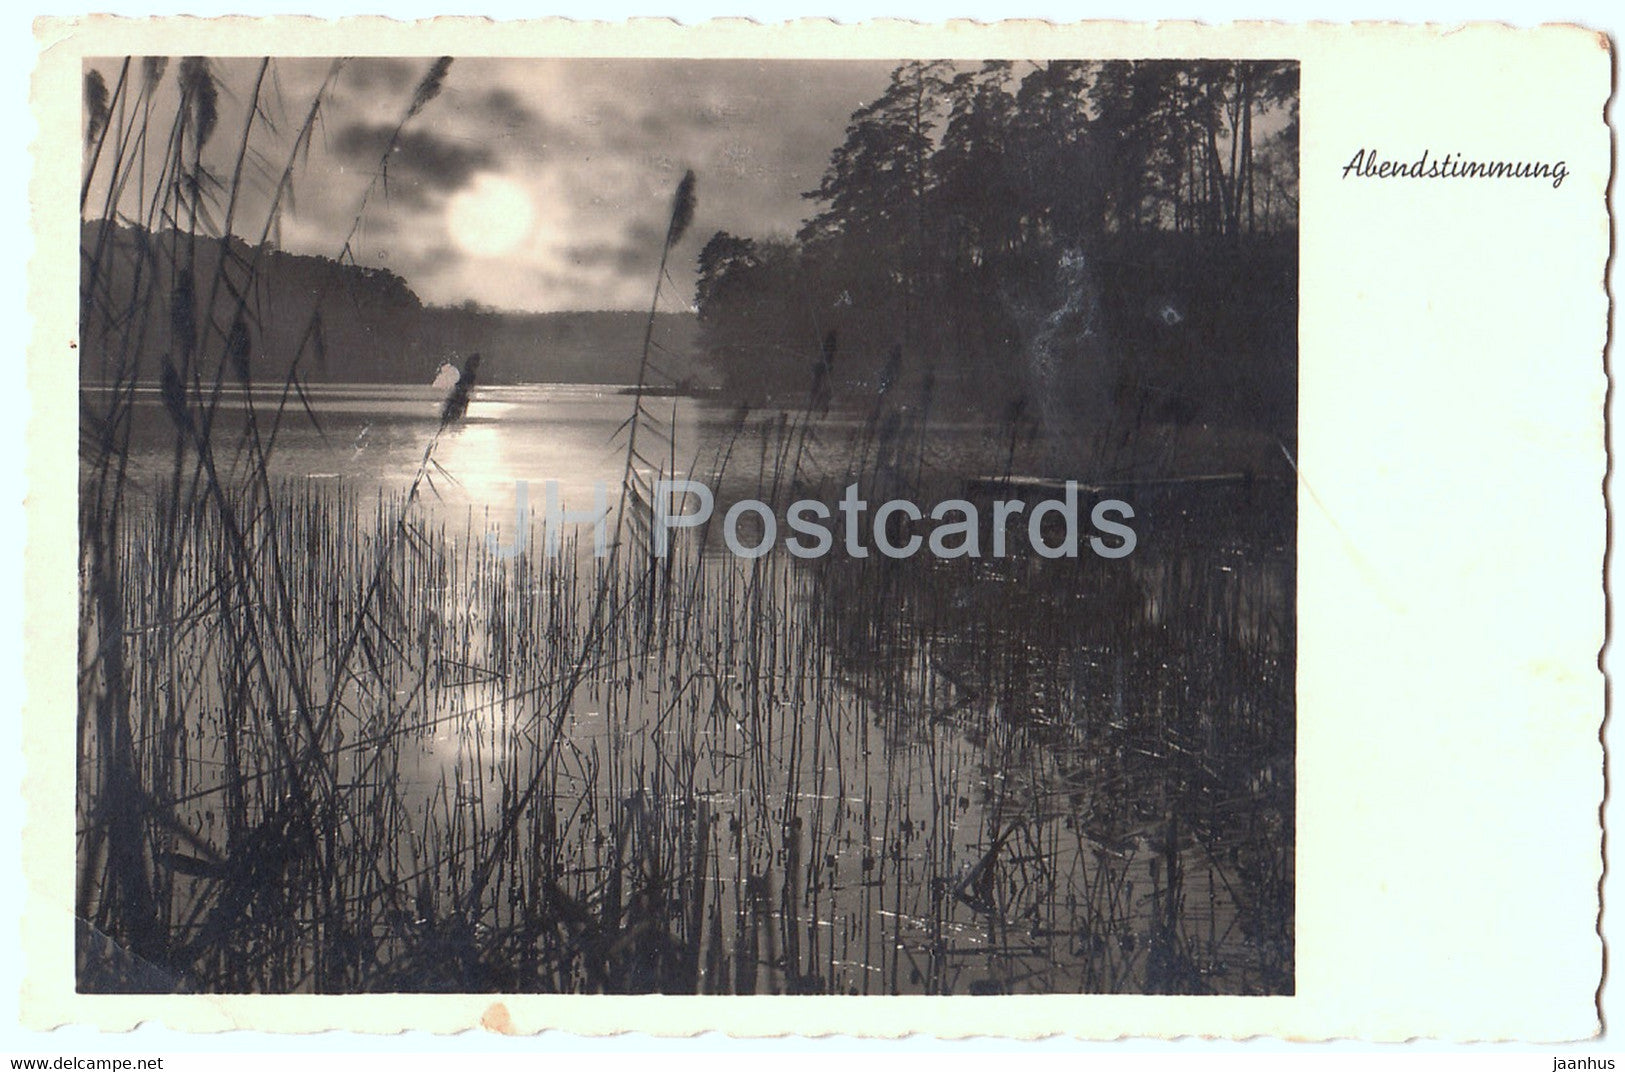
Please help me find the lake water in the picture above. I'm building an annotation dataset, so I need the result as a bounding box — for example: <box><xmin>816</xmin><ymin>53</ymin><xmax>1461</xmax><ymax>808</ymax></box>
<box><xmin>81</xmin><ymin>380</ymin><xmax>1295</xmax><ymax>996</ymax></box>
<box><xmin>105</xmin><ymin>381</ymin><xmax>1037</xmax><ymax>522</ymax></box>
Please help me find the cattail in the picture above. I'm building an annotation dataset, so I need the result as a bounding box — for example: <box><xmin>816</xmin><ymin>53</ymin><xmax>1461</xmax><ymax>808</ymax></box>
<box><xmin>440</xmin><ymin>352</ymin><xmax>481</xmax><ymax>425</ymax></box>
<box><xmin>84</xmin><ymin>69</ymin><xmax>109</xmax><ymax>148</ymax></box>
<box><xmin>809</xmin><ymin>363</ymin><xmax>829</xmax><ymax>416</ymax></box>
<box><xmin>170</xmin><ymin>267</ymin><xmax>195</xmax><ymax>362</ymax></box>
<box><xmin>226</xmin><ymin>314</ymin><xmax>252</xmax><ymax>383</ymax></box>
<box><xmin>160</xmin><ymin>361</ymin><xmax>191</xmax><ymax>434</ymax></box>
<box><xmin>310</xmin><ymin>309</ymin><xmax>329</xmax><ymax>374</ymax></box>
<box><xmin>876</xmin><ymin>408</ymin><xmax>901</xmax><ymax>446</ymax></box>
<box><xmin>408</xmin><ymin>57</ymin><xmax>453</xmax><ymax>120</ymax></box>
<box><xmin>810</xmin><ymin>330</ymin><xmax>835</xmax><ymax>416</ymax></box>
<box><xmin>877</xmin><ymin>343</ymin><xmax>902</xmax><ymax>397</ymax></box>
<box><xmin>665</xmin><ymin>170</ymin><xmax>697</xmax><ymax>249</ymax></box>
<box><xmin>178</xmin><ymin>57</ymin><xmax>219</xmax><ymax>151</ymax></box>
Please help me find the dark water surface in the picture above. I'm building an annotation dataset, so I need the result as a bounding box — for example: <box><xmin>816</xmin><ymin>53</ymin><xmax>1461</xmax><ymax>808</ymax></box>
<box><xmin>81</xmin><ymin>381</ymin><xmax>1294</xmax><ymax>995</ymax></box>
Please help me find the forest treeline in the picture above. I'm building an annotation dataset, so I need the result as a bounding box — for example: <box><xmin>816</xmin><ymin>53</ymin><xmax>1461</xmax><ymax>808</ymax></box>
<box><xmin>694</xmin><ymin>59</ymin><xmax>1299</xmax><ymax>434</ymax></box>
<box><xmin>79</xmin><ymin>220</ymin><xmax>702</xmax><ymax>387</ymax></box>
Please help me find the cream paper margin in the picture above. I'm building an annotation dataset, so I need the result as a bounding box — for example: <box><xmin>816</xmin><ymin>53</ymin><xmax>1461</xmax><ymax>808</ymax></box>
<box><xmin>23</xmin><ymin>16</ymin><xmax>1610</xmax><ymax>1040</ymax></box>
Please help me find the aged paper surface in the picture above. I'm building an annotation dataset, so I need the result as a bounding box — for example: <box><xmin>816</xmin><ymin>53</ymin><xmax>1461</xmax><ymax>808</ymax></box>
<box><xmin>25</xmin><ymin>17</ymin><xmax>1608</xmax><ymax>1039</ymax></box>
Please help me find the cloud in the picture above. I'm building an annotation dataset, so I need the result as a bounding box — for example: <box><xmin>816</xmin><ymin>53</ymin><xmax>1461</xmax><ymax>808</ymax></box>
<box><xmin>342</xmin><ymin>58</ymin><xmax>422</xmax><ymax>96</ymax></box>
<box><xmin>478</xmin><ymin>87</ymin><xmax>542</xmax><ymax>133</ymax></box>
<box><xmin>563</xmin><ymin>218</ymin><xmax>668</xmax><ymax>276</ymax></box>
<box><xmin>330</xmin><ymin>122</ymin><xmax>495</xmax><ymax>205</ymax></box>
<box><xmin>87</xmin><ymin>56</ymin><xmax>902</xmax><ymax>311</ymax></box>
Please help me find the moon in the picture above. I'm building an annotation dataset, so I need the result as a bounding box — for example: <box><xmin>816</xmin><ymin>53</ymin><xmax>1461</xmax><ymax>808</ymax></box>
<box><xmin>446</xmin><ymin>173</ymin><xmax>537</xmax><ymax>258</ymax></box>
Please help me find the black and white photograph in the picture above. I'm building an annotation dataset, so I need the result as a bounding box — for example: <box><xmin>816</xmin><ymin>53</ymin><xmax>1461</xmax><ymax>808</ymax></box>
<box><xmin>72</xmin><ymin>51</ymin><xmax>1303</xmax><ymax>998</ymax></box>
<box><xmin>3</xmin><ymin>4</ymin><xmax>1609</xmax><ymax>1055</ymax></box>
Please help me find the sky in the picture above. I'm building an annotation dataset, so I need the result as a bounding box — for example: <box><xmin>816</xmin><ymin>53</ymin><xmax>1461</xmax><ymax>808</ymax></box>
<box><xmin>82</xmin><ymin>56</ymin><xmax>900</xmax><ymax>312</ymax></box>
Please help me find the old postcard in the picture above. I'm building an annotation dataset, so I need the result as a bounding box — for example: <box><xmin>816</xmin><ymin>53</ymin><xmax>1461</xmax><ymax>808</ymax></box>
<box><xmin>22</xmin><ymin>17</ymin><xmax>1609</xmax><ymax>1039</ymax></box>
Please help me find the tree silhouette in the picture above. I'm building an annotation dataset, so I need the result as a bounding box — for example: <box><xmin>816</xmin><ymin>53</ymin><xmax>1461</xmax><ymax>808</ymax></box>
<box><xmin>697</xmin><ymin>59</ymin><xmax>1298</xmax><ymax>428</ymax></box>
